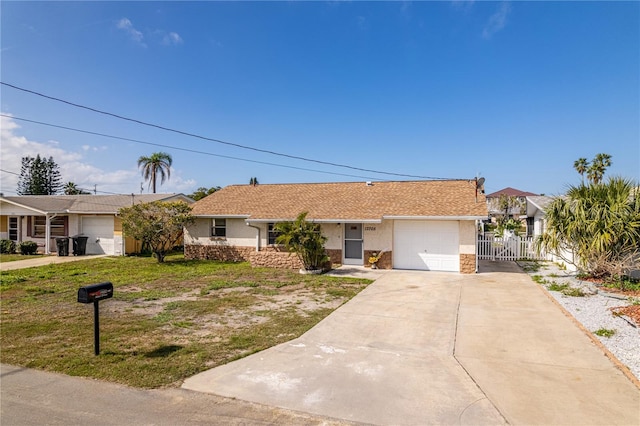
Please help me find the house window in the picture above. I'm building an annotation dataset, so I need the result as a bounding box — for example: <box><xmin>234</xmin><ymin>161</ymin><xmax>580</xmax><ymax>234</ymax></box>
<box><xmin>211</xmin><ymin>219</ymin><xmax>226</xmax><ymax>237</ymax></box>
<box><xmin>268</xmin><ymin>223</ymin><xmax>281</xmax><ymax>245</ymax></box>
<box><xmin>30</xmin><ymin>216</ymin><xmax>68</xmax><ymax>237</ymax></box>
<box><xmin>8</xmin><ymin>217</ymin><xmax>18</xmax><ymax>241</ymax></box>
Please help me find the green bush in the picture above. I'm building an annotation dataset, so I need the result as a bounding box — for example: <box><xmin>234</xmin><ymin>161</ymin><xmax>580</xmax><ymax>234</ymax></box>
<box><xmin>0</xmin><ymin>239</ymin><xmax>16</xmax><ymax>254</ymax></box>
<box><xmin>19</xmin><ymin>241</ymin><xmax>38</xmax><ymax>255</ymax></box>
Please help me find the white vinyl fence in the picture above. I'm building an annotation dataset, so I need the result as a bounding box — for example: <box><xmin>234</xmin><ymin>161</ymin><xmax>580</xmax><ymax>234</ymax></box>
<box><xmin>477</xmin><ymin>234</ymin><xmax>549</xmax><ymax>261</ymax></box>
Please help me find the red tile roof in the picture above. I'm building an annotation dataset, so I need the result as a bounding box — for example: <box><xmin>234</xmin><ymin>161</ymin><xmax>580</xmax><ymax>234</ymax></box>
<box><xmin>191</xmin><ymin>180</ymin><xmax>487</xmax><ymax>221</ymax></box>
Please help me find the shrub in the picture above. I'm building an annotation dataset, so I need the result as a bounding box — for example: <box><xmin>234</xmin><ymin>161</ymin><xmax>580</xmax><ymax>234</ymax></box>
<box><xmin>19</xmin><ymin>241</ymin><xmax>38</xmax><ymax>255</ymax></box>
<box><xmin>275</xmin><ymin>212</ymin><xmax>329</xmax><ymax>271</ymax></box>
<box><xmin>0</xmin><ymin>239</ymin><xmax>16</xmax><ymax>254</ymax></box>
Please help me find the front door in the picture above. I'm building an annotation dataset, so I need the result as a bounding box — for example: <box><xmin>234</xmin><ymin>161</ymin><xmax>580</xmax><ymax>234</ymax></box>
<box><xmin>344</xmin><ymin>223</ymin><xmax>363</xmax><ymax>265</ymax></box>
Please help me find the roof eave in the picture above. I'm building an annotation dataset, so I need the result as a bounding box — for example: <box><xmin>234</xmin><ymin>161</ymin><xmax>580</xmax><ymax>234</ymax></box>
<box><xmin>383</xmin><ymin>215</ymin><xmax>487</xmax><ymax>221</ymax></box>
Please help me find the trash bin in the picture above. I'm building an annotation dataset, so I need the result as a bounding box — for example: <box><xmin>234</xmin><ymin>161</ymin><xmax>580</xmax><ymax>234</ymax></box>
<box><xmin>55</xmin><ymin>237</ymin><xmax>69</xmax><ymax>256</ymax></box>
<box><xmin>71</xmin><ymin>235</ymin><xmax>89</xmax><ymax>256</ymax></box>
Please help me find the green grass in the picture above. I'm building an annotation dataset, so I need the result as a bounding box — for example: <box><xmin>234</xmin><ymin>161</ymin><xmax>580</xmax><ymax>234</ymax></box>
<box><xmin>0</xmin><ymin>254</ymin><xmax>45</xmax><ymax>262</ymax></box>
<box><xmin>545</xmin><ymin>281</ymin><xmax>585</xmax><ymax>297</ymax></box>
<box><xmin>531</xmin><ymin>275</ymin><xmax>547</xmax><ymax>284</ymax></box>
<box><xmin>520</xmin><ymin>261</ymin><xmax>543</xmax><ymax>273</ymax></box>
<box><xmin>604</xmin><ymin>278</ymin><xmax>640</xmax><ymax>292</ymax></box>
<box><xmin>547</xmin><ymin>282</ymin><xmax>568</xmax><ymax>292</ymax></box>
<box><xmin>0</xmin><ymin>254</ymin><xmax>372</xmax><ymax>388</ymax></box>
<box><xmin>593</xmin><ymin>328</ymin><xmax>616</xmax><ymax>338</ymax></box>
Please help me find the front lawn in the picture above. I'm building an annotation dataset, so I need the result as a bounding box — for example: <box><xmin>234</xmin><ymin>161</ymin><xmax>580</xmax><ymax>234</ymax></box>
<box><xmin>0</xmin><ymin>254</ymin><xmax>371</xmax><ymax>388</ymax></box>
<box><xmin>0</xmin><ymin>254</ymin><xmax>45</xmax><ymax>262</ymax></box>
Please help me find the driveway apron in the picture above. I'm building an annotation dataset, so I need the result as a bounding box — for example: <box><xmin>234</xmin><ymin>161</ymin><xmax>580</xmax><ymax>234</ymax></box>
<box><xmin>183</xmin><ymin>272</ymin><xmax>506</xmax><ymax>425</ymax></box>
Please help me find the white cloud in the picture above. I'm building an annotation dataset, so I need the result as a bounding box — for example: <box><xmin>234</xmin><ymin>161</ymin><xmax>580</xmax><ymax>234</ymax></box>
<box><xmin>0</xmin><ymin>114</ymin><xmax>138</xmax><ymax>195</ymax></box>
<box><xmin>116</xmin><ymin>17</ymin><xmax>147</xmax><ymax>47</ymax></box>
<box><xmin>162</xmin><ymin>32</ymin><xmax>183</xmax><ymax>46</ymax></box>
<box><xmin>483</xmin><ymin>2</ymin><xmax>511</xmax><ymax>39</ymax></box>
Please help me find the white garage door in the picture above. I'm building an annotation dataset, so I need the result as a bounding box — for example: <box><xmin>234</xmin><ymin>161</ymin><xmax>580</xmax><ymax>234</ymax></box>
<box><xmin>81</xmin><ymin>217</ymin><xmax>115</xmax><ymax>255</ymax></box>
<box><xmin>394</xmin><ymin>220</ymin><xmax>459</xmax><ymax>272</ymax></box>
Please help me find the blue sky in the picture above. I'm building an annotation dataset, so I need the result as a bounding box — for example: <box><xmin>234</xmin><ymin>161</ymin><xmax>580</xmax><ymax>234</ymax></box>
<box><xmin>1</xmin><ymin>1</ymin><xmax>638</xmax><ymax>197</ymax></box>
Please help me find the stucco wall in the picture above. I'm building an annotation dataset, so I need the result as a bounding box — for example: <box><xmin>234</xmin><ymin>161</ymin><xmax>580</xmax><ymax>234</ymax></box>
<box><xmin>363</xmin><ymin>221</ymin><xmax>392</xmax><ymax>252</ymax></box>
<box><xmin>321</xmin><ymin>223</ymin><xmax>342</xmax><ymax>250</ymax></box>
<box><xmin>458</xmin><ymin>221</ymin><xmax>477</xmax><ymax>255</ymax></box>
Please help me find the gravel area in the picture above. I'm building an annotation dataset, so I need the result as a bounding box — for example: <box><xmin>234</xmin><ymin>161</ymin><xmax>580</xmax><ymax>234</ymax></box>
<box><xmin>518</xmin><ymin>261</ymin><xmax>640</xmax><ymax>381</ymax></box>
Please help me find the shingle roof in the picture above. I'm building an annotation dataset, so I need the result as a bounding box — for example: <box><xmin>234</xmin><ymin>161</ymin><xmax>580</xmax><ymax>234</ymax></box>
<box><xmin>526</xmin><ymin>195</ymin><xmax>556</xmax><ymax>217</ymax></box>
<box><xmin>1</xmin><ymin>194</ymin><xmax>192</xmax><ymax>214</ymax></box>
<box><xmin>191</xmin><ymin>180</ymin><xmax>487</xmax><ymax>221</ymax></box>
<box><xmin>486</xmin><ymin>187</ymin><xmax>538</xmax><ymax>198</ymax></box>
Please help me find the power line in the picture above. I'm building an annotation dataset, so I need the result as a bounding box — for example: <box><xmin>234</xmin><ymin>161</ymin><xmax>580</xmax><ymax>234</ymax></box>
<box><xmin>1</xmin><ymin>114</ymin><xmax>382</xmax><ymax>181</ymax></box>
<box><xmin>1</xmin><ymin>81</ymin><xmax>454</xmax><ymax>180</ymax></box>
<box><xmin>0</xmin><ymin>168</ymin><xmax>20</xmax><ymax>176</ymax></box>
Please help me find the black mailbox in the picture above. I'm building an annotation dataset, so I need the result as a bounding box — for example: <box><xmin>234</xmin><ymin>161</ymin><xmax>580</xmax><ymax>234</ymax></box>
<box><xmin>78</xmin><ymin>282</ymin><xmax>113</xmax><ymax>304</ymax></box>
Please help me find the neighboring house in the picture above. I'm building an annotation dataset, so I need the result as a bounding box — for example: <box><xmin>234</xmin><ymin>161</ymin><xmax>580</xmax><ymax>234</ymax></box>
<box><xmin>525</xmin><ymin>195</ymin><xmax>554</xmax><ymax>238</ymax></box>
<box><xmin>486</xmin><ymin>187</ymin><xmax>538</xmax><ymax>220</ymax></box>
<box><xmin>0</xmin><ymin>194</ymin><xmax>193</xmax><ymax>255</ymax></box>
<box><xmin>184</xmin><ymin>180</ymin><xmax>487</xmax><ymax>273</ymax></box>
<box><xmin>525</xmin><ymin>195</ymin><xmax>576</xmax><ymax>271</ymax></box>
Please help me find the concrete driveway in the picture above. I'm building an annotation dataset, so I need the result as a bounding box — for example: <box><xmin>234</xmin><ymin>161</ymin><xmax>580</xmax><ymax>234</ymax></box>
<box><xmin>184</xmin><ymin>262</ymin><xmax>640</xmax><ymax>425</ymax></box>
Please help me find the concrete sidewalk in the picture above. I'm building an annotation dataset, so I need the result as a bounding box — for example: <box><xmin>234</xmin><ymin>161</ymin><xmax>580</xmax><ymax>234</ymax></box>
<box><xmin>0</xmin><ymin>254</ymin><xmax>108</xmax><ymax>271</ymax></box>
<box><xmin>184</xmin><ymin>263</ymin><xmax>640</xmax><ymax>425</ymax></box>
<box><xmin>0</xmin><ymin>364</ymin><xmax>344</xmax><ymax>426</ymax></box>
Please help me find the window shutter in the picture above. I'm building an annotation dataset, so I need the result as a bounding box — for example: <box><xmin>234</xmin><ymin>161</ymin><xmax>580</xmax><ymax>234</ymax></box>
<box><xmin>27</xmin><ymin>216</ymin><xmax>32</xmax><ymax>237</ymax></box>
<box><xmin>63</xmin><ymin>216</ymin><xmax>69</xmax><ymax>236</ymax></box>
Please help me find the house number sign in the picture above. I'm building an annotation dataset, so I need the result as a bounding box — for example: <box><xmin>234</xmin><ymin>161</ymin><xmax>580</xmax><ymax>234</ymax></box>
<box><xmin>364</xmin><ymin>226</ymin><xmax>377</xmax><ymax>231</ymax></box>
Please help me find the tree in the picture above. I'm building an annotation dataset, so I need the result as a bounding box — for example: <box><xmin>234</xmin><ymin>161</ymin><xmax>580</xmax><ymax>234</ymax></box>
<box><xmin>189</xmin><ymin>186</ymin><xmax>221</xmax><ymax>201</ymax></box>
<box><xmin>493</xmin><ymin>195</ymin><xmax>524</xmax><ymax>235</ymax></box>
<box><xmin>249</xmin><ymin>177</ymin><xmax>259</xmax><ymax>186</ymax></box>
<box><xmin>119</xmin><ymin>201</ymin><xmax>194</xmax><ymax>263</ymax></box>
<box><xmin>573</xmin><ymin>158</ymin><xmax>589</xmax><ymax>184</ymax></box>
<box><xmin>536</xmin><ymin>177</ymin><xmax>640</xmax><ymax>280</ymax></box>
<box><xmin>274</xmin><ymin>212</ymin><xmax>329</xmax><ymax>272</ymax></box>
<box><xmin>586</xmin><ymin>153</ymin><xmax>612</xmax><ymax>184</ymax></box>
<box><xmin>63</xmin><ymin>182</ymin><xmax>90</xmax><ymax>195</ymax></box>
<box><xmin>137</xmin><ymin>152</ymin><xmax>173</xmax><ymax>193</ymax></box>
<box><xmin>17</xmin><ymin>154</ymin><xmax>62</xmax><ymax>195</ymax></box>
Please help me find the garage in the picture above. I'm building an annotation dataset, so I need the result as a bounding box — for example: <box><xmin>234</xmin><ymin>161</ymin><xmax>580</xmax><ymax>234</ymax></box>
<box><xmin>393</xmin><ymin>220</ymin><xmax>459</xmax><ymax>272</ymax></box>
<box><xmin>81</xmin><ymin>216</ymin><xmax>115</xmax><ymax>255</ymax></box>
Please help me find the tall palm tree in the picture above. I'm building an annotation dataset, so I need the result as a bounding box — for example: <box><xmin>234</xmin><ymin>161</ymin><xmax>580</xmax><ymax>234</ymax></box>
<box><xmin>137</xmin><ymin>152</ymin><xmax>172</xmax><ymax>193</ymax></box>
<box><xmin>63</xmin><ymin>181</ymin><xmax>90</xmax><ymax>195</ymax></box>
<box><xmin>586</xmin><ymin>153</ymin><xmax>612</xmax><ymax>184</ymax></box>
<box><xmin>573</xmin><ymin>158</ymin><xmax>589</xmax><ymax>184</ymax></box>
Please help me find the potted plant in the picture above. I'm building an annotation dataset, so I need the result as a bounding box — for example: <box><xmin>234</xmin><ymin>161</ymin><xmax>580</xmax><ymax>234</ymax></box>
<box><xmin>369</xmin><ymin>251</ymin><xmax>384</xmax><ymax>269</ymax></box>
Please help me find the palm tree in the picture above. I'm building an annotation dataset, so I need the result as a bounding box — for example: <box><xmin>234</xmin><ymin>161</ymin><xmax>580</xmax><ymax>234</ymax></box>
<box><xmin>536</xmin><ymin>177</ymin><xmax>639</xmax><ymax>279</ymax></box>
<box><xmin>274</xmin><ymin>212</ymin><xmax>329</xmax><ymax>272</ymax></box>
<box><xmin>573</xmin><ymin>158</ymin><xmax>589</xmax><ymax>184</ymax></box>
<box><xmin>137</xmin><ymin>152</ymin><xmax>172</xmax><ymax>193</ymax></box>
<box><xmin>586</xmin><ymin>153</ymin><xmax>612</xmax><ymax>184</ymax></box>
<box><xmin>63</xmin><ymin>182</ymin><xmax>89</xmax><ymax>195</ymax></box>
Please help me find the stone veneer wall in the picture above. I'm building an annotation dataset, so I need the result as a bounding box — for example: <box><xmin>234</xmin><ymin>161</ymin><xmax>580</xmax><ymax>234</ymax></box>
<box><xmin>364</xmin><ymin>250</ymin><xmax>392</xmax><ymax>269</ymax></box>
<box><xmin>459</xmin><ymin>253</ymin><xmax>476</xmax><ymax>274</ymax></box>
<box><xmin>326</xmin><ymin>249</ymin><xmax>342</xmax><ymax>266</ymax></box>
<box><xmin>184</xmin><ymin>244</ymin><xmax>254</xmax><ymax>262</ymax></box>
<box><xmin>186</xmin><ymin>244</ymin><xmax>339</xmax><ymax>271</ymax></box>
<box><xmin>249</xmin><ymin>251</ymin><xmax>302</xmax><ymax>269</ymax></box>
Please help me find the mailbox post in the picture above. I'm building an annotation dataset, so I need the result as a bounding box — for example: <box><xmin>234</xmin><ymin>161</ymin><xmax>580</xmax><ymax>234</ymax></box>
<box><xmin>77</xmin><ymin>282</ymin><xmax>113</xmax><ymax>355</ymax></box>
